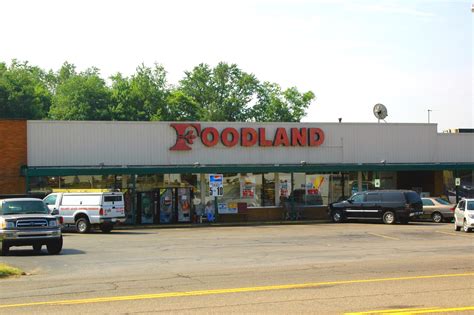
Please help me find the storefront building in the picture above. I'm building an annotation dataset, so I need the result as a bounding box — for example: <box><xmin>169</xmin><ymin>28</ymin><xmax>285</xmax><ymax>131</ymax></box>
<box><xmin>1</xmin><ymin>120</ymin><xmax>473</xmax><ymax>224</ymax></box>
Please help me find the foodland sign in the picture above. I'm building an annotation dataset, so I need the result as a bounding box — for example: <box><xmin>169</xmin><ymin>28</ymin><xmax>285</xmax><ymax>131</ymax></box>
<box><xmin>169</xmin><ymin>123</ymin><xmax>325</xmax><ymax>151</ymax></box>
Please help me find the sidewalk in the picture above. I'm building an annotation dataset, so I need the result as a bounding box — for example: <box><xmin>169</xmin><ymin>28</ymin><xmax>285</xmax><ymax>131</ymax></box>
<box><xmin>114</xmin><ymin>219</ymin><xmax>331</xmax><ymax>230</ymax></box>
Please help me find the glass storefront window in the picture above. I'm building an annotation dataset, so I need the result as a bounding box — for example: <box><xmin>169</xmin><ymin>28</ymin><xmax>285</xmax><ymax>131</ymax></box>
<box><xmin>263</xmin><ymin>173</ymin><xmax>275</xmax><ymax>206</ymax></box>
<box><xmin>165</xmin><ymin>174</ymin><xmax>182</xmax><ymax>187</ymax></box>
<box><xmin>305</xmin><ymin>173</ymin><xmax>329</xmax><ymax>205</ymax></box>
<box><xmin>62</xmin><ymin>175</ymin><xmax>93</xmax><ymax>189</ymax></box>
<box><xmin>378</xmin><ymin>172</ymin><xmax>397</xmax><ymax>190</ymax></box>
<box><xmin>29</xmin><ymin>176</ymin><xmax>52</xmax><ymax>193</ymax></box>
<box><xmin>328</xmin><ymin>173</ymin><xmax>349</xmax><ymax>203</ymax></box>
<box><xmin>459</xmin><ymin>170</ymin><xmax>474</xmax><ymax>199</ymax></box>
<box><xmin>277</xmin><ymin>173</ymin><xmax>291</xmax><ymax>206</ymax></box>
<box><xmin>348</xmin><ymin>172</ymin><xmax>374</xmax><ymax>195</ymax></box>
<box><xmin>443</xmin><ymin>170</ymin><xmax>474</xmax><ymax>203</ymax></box>
<box><xmin>214</xmin><ymin>173</ymin><xmax>263</xmax><ymax>212</ymax></box>
<box><xmin>136</xmin><ymin>175</ymin><xmax>164</xmax><ymax>191</ymax></box>
<box><xmin>91</xmin><ymin>175</ymin><xmax>115</xmax><ymax>189</ymax></box>
<box><xmin>181</xmin><ymin>174</ymin><xmax>198</xmax><ymax>188</ymax></box>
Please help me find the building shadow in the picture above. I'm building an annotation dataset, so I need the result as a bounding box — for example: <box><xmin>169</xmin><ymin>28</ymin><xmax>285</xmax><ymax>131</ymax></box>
<box><xmin>5</xmin><ymin>248</ymin><xmax>85</xmax><ymax>256</ymax></box>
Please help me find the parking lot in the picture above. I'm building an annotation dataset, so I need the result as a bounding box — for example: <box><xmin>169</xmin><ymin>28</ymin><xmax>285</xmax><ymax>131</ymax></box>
<box><xmin>0</xmin><ymin>222</ymin><xmax>473</xmax><ymax>314</ymax></box>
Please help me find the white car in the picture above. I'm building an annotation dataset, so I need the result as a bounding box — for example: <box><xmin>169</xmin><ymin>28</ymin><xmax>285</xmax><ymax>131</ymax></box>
<box><xmin>454</xmin><ymin>199</ymin><xmax>474</xmax><ymax>233</ymax></box>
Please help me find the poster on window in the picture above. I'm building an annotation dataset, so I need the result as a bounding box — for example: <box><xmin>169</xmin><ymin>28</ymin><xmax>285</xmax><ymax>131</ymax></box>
<box><xmin>217</xmin><ymin>202</ymin><xmax>238</xmax><ymax>214</ymax></box>
<box><xmin>240</xmin><ymin>175</ymin><xmax>256</xmax><ymax>198</ymax></box>
<box><xmin>279</xmin><ymin>178</ymin><xmax>291</xmax><ymax>198</ymax></box>
<box><xmin>306</xmin><ymin>175</ymin><xmax>329</xmax><ymax>196</ymax></box>
<box><xmin>209</xmin><ymin>174</ymin><xmax>224</xmax><ymax>197</ymax></box>
<box><xmin>177</xmin><ymin>188</ymin><xmax>191</xmax><ymax>222</ymax></box>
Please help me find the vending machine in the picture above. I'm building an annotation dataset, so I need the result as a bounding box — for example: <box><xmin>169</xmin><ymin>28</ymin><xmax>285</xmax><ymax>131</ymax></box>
<box><xmin>159</xmin><ymin>188</ymin><xmax>174</xmax><ymax>224</ymax></box>
<box><xmin>177</xmin><ymin>188</ymin><xmax>192</xmax><ymax>223</ymax></box>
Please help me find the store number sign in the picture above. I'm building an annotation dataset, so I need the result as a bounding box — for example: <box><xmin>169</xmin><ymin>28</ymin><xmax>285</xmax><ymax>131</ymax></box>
<box><xmin>209</xmin><ymin>174</ymin><xmax>224</xmax><ymax>197</ymax></box>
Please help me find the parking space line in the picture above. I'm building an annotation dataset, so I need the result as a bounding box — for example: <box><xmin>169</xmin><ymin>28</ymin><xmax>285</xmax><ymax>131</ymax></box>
<box><xmin>437</xmin><ymin>231</ymin><xmax>473</xmax><ymax>238</ymax></box>
<box><xmin>367</xmin><ymin>233</ymin><xmax>399</xmax><ymax>240</ymax></box>
<box><xmin>345</xmin><ymin>305</ymin><xmax>474</xmax><ymax>314</ymax></box>
<box><xmin>0</xmin><ymin>272</ymin><xmax>472</xmax><ymax>309</ymax></box>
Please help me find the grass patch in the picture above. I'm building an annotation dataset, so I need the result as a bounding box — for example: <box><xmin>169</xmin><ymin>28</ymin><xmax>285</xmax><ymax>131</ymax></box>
<box><xmin>0</xmin><ymin>263</ymin><xmax>23</xmax><ymax>278</ymax></box>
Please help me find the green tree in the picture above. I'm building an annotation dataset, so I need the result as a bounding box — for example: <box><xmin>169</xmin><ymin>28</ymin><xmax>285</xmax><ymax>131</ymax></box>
<box><xmin>0</xmin><ymin>60</ymin><xmax>52</xmax><ymax>119</ymax></box>
<box><xmin>110</xmin><ymin>64</ymin><xmax>169</xmax><ymax>121</ymax></box>
<box><xmin>109</xmin><ymin>73</ymin><xmax>133</xmax><ymax>121</ymax></box>
<box><xmin>178</xmin><ymin>62</ymin><xmax>259</xmax><ymax>121</ymax></box>
<box><xmin>166</xmin><ymin>90</ymin><xmax>200</xmax><ymax>121</ymax></box>
<box><xmin>250</xmin><ymin>82</ymin><xmax>315</xmax><ymax>122</ymax></box>
<box><xmin>49</xmin><ymin>67</ymin><xmax>112</xmax><ymax>120</ymax></box>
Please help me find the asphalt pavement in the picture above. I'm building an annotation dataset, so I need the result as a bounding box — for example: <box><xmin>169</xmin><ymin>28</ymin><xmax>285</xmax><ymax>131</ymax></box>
<box><xmin>0</xmin><ymin>222</ymin><xmax>473</xmax><ymax>314</ymax></box>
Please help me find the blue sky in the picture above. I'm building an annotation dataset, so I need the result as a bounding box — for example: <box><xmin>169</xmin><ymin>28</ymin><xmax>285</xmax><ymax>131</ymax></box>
<box><xmin>1</xmin><ymin>0</ymin><xmax>471</xmax><ymax>130</ymax></box>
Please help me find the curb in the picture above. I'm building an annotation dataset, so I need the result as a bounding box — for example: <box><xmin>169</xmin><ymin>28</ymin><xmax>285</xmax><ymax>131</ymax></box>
<box><xmin>114</xmin><ymin>220</ymin><xmax>332</xmax><ymax>230</ymax></box>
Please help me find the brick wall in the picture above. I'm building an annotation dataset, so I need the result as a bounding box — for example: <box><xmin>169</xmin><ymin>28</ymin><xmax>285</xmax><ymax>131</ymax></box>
<box><xmin>0</xmin><ymin>120</ymin><xmax>27</xmax><ymax>194</ymax></box>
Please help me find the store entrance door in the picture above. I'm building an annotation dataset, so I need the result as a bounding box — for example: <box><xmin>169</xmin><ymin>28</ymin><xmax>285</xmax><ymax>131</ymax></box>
<box><xmin>137</xmin><ymin>191</ymin><xmax>160</xmax><ymax>224</ymax></box>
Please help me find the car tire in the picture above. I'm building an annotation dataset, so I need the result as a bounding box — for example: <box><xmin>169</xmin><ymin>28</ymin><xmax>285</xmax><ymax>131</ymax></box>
<box><xmin>47</xmin><ymin>236</ymin><xmax>63</xmax><ymax>255</ymax></box>
<box><xmin>76</xmin><ymin>217</ymin><xmax>91</xmax><ymax>233</ymax></box>
<box><xmin>331</xmin><ymin>210</ymin><xmax>344</xmax><ymax>223</ymax></box>
<box><xmin>33</xmin><ymin>244</ymin><xmax>42</xmax><ymax>252</ymax></box>
<box><xmin>463</xmin><ymin>220</ymin><xmax>471</xmax><ymax>233</ymax></box>
<box><xmin>1</xmin><ymin>242</ymin><xmax>10</xmax><ymax>256</ymax></box>
<box><xmin>100</xmin><ymin>224</ymin><xmax>113</xmax><ymax>233</ymax></box>
<box><xmin>431</xmin><ymin>212</ymin><xmax>443</xmax><ymax>224</ymax></box>
<box><xmin>382</xmin><ymin>211</ymin><xmax>396</xmax><ymax>224</ymax></box>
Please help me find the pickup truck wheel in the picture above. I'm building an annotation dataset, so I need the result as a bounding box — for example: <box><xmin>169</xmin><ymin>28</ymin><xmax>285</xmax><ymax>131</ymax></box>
<box><xmin>382</xmin><ymin>211</ymin><xmax>396</xmax><ymax>224</ymax></box>
<box><xmin>76</xmin><ymin>217</ymin><xmax>91</xmax><ymax>233</ymax></box>
<box><xmin>100</xmin><ymin>224</ymin><xmax>113</xmax><ymax>233</ymax></box>
<box><xmin>330</xmin><ymin>210</ymin><xmax>343</xmax><ymax>223</ymax></box>
<box><xmin>1</xmin><ymin>242</ymin><xmax>10</xmax><ymax>256</ymax></box>
<box><xmin>431</xmin><ymin>212</ymin><xmax>443</xmax><ymax>223</ymax></box>
<box><xmin>47</xmin><ymin>236</ymin><xmax>63</xmax><ymax>255</ymax></box>
<box><xmin>33</xmin><ymin>244</ymin><xmax>42</xmax><ymax>252</ymax></box>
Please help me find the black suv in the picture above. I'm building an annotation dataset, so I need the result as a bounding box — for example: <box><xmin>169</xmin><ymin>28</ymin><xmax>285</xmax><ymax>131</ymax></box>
<box><xmin>328</xmin><ymin>190</ymin><xmax>423</xmax><ymax>224</ymax></box>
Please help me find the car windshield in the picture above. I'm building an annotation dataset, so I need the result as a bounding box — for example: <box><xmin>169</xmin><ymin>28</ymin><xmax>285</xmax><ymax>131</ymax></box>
<box><xmin>467</xmin><ymin>201</ymin><xmax>474</xmax><ymax>211</ymax></box>
<box><xmin>435</xmin><ymin>198</ymin><xmax>451</xmax><ymax>205</ymax></box>
<box><xmin>0</xmin><ymin>200</ymin><xmax>49</xmax><ymax>215</ymax></box>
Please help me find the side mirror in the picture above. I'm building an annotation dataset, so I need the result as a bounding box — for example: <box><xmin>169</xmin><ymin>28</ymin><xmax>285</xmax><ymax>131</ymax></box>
<box><xmin>51</xmin><ymin>209</ymin><xmax>59</xmax><ymax>216</ymax></box>
<box><xmin>347</xmin><ymin>199</ymin><xmax>353</xmax><ymax>204</ymax></box>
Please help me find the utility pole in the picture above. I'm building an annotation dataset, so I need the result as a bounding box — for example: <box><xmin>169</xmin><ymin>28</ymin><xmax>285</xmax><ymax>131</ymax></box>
<box><xmin>427</xmin><ymin>109</ymin><xmax>432</xmax><ymax>123</ymax></box>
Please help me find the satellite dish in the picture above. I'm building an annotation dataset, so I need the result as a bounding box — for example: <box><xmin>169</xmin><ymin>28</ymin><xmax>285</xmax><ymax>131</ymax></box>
<box><xmin>373</xmin><ymin>103</ymin><xmax>388</xmax><ymax>122</ymax></box>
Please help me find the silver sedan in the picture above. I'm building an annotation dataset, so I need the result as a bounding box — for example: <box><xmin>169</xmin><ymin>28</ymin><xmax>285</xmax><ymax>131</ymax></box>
<box><xmin>421</xmin><ymin>197</ymin><xmax>455</xmax><ymax>223</ymax></box>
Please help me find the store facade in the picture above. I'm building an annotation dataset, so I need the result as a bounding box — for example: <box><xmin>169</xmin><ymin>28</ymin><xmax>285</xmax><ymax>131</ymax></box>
<box><xmin>2</xmin><ymin>120</ymin><xmax>473</xmax><ymax>224</ymax></box>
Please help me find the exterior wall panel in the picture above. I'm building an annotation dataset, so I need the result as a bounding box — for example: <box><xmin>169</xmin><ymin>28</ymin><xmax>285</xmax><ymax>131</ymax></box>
<box><xmin>27</xmin><ymin>121</ymin><xmax>474</xmax><ymax>167</ymax></box>
<box><xmin>436</xmin><ymin>134</ymin><xmax>474</xmax><ymax>162</ymax></box>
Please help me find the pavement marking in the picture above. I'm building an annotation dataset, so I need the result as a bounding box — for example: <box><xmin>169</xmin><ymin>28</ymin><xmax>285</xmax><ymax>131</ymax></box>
<box><xmin>345</xmin><ymin>305</ymin><xmax>474</xmax><ymax>314</ymax></box>
<box><xmin>367</xmin><ymin>232</ymin><xmax>400</xmax><ymax>240</ymax></box>
<box><xmin>0</xmin><ymin>272</ymin><xmax>473</xmax><ymax>309</ymax></box>
<box><xmin>437</xmin><ymin>231</ymin><xmax>473</xmax><ymax>238</ymax></box>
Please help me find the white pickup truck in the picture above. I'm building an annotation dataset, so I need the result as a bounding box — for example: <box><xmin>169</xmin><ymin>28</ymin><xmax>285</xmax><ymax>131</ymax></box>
<box><xmin>44</xmin><ymin>192</ymin><xmax>126</xmax><ymax>233</ymax></box>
